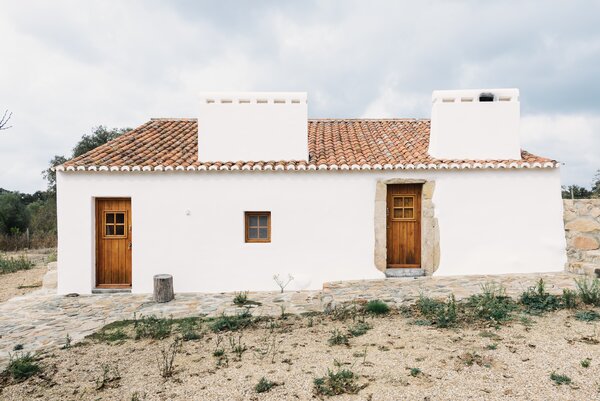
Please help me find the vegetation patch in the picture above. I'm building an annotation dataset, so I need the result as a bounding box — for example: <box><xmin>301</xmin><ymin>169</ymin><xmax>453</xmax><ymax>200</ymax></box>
<box><xmin>233</xmin><ymin>291</ymin><xmax>262</xmax><ymax>307</ymax></box>
<box><xmin>134</xmin><ymin>315</ymin><xmax>173</xmax><ymax>340</ymax></box>
<box><xmin>328</xmin><ymin>329</ymin><xmax>350</xmax><ymax>346</ymax></box>
<box><xmin>364</xmin><ymin>299</ymin><xmax>390</xmax><ymax>315</ymax></box>
<box><xmin>348</xmin><ymin>322</ymin><xmax>372</xmax><ymax>337</ymax></box>
<box><xmin>313</xmin><ymin>368</ymin><xmax>362</xmax><ymax>396</ymax></box>
<box><xmin>416</xmin><ymin>294</ymin><xmax>457</xmax><ymax>328</ymax></box>
<box><xmin>466</xmin><ymin>283</ymin><xmax>515</xmax><ymax>323</ymax></box>
<box><xmin>575</xmin><ymin>278</ymin><xmax>600</xmax><ymax>306</ymax></box>
<box><xmin>550</xmin><ymin>372</ymin><xmax>572</xmax><ymax>386</ymax></box>
<box><xmin>4</xmin><ymin>352</ymin><xmax>41</xmax><ymax>382</ymax></box>
<box><xmin>255</xmin><ymin>377</ymin><xmax>278</xmax><ymax>393</ymax></box>
<box><xmin>519</xmin><ymin>279</ymin><xmax>561</xmax><ymax>314</ymax></box>
<box><xmin>0</xmin><ymin>254</ymin><xmax>34</xmax><ymax>274</ymax></box>
<box><xmin>208</xmin><ymin>310</ymin><xmax>253</xmax><ymax>333</ymax></box>
<box><xmin>574</xmin><ymin>310</ymin><xmax>600</xmax><ymax>322</ymax></box>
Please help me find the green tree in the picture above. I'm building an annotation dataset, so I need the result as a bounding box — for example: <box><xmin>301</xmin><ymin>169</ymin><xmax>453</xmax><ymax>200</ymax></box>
<box><xmin>592</xmin><ymin>170</ymin><xmax>600</xmax><ymax>198</ymax></box>
<box><xmin>561</xmin><ymin>185</ymin><xmax>592</xmax><ymax>199</ymax></box>
<box><xmin>72</xmin><ymin>125</ymin><xmax>130</xmax><ymax>158</ymax></box>
<box><xmin>0</xmin><ymin>192</ymin><xmax>28</xmax><ymax>234</ymax></box>
<box><xmin>42</xmin><ymin>155</ymin><xmax>68</xmax><ymax>193</ymax></box>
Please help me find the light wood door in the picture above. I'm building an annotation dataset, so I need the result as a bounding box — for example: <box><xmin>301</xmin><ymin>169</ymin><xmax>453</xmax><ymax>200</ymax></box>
<box><xmin>386</xmin><ymin>184</ymin><xmax>422</xmax><ymax>268</ymax></box>
<box><xmin>96</xmin><ymin>198</ymin><xmax>132</xmax><ymax>288</ymax></box>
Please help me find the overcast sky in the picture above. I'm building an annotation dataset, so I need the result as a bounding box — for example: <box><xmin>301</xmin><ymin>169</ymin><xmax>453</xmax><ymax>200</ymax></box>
<box><xmin>1</xmin><ymin>0</ymin><xmax>599</xmax><ymax>192</ymax></box>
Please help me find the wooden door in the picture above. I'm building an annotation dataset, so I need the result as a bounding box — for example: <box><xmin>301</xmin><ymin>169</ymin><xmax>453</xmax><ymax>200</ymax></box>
<box><xmin>96</xmin><ymin>198</ymin><xmax>132</xmax><ymax>288</ymax></box>
<box><xmin>386</xmin><ymin>184</ymin><xmax>422</xmax><ymax>268</ymax></box>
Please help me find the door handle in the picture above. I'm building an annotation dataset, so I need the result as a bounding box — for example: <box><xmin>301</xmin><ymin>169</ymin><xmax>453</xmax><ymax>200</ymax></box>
<box><xmin>128</xmin><ymin>242</ymin><xmax>132</xmax><ymax>250</ymax></box>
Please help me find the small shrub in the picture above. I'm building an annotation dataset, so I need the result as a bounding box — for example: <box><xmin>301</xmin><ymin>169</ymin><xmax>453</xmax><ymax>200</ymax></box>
<box><xmin>328</xmin><ymin>329</ymin><xmax>350</xmax><ymax>346</ymax></box>
<box><xmin>255</xmin><ymin>377</ymin><xmax>277</xmax><ymax>393</ymax></box>
<box><xmin>574</xmin><ymin>310</ymin><xmax>600</xmax><ymax>322</ymax></box>
<box><xmin>12</xmin><ymin>344</ymin><xmax>23</xmax><ymax>351</ymax></box>
<box><xmin>575</xmin><ymin>277</ymin><xmax>600</xmax><ymax>306</ymax></box>
<box><xmin>561</xmin><ymin>289</ymin><xmax>578</xmax><ymax>309</ymax></box>
<box><xmin>5</xmin><ymin>352</ymin><xmax>40</xmax><ymax>381</ymax></box>
<box><xmin>178</xmin><ymin>318</ymin><xmax>202</xmax><ymax>341</ymax></box>
<box><xmin>233</xmin><ymin>291</ymin><xmax>248</xmax><ymax>306</ymax></box>
<box><xmin>0</xmin><ymin>254</ymin><xmax>34</xmax><ymax>274</ymax></box>
<box><xmin>95</xmin><ymin>363</ymin><xmax>121</xmax><ymax>390</ymax></box>
<box><xmin>134</xmin><ymin>315</ymin><xmax>172</xmax><ymax>340</ymax></box>
<box><xmin>348</xmin><ymin>322</ymin><xmax>372</xmax><ymax>337</ymax></box>
<box><xmin>486</xmin><ymin>343</ymin><xmax>498</xmax><ymax>350</ymax></box>
<box><xmin>157</xmin><ymin>338</ymin><xmax>181</xmax><ymax>378</ymax></box>
<box><xmin>417</xmin><ymin>294</ymin><xmax>457</xmax><ymax>328</ymax></box>
<box><xmin>61</xmin><ymin>333</ymin><xmax>72</xmax><ymax>349</ymax></box>
<box><xmin>365</xmin><ymin>299</ymin><xmax>390</xmax><ymax>315</ymax></box>
<box><xmin>409</xmin><ymin>367</ymin><xmax>421</xmax><ymax>377</ymax></box>
<box><xmin>209</xmin><ymin>310</ymin><xmax>253</xmax><ymax>332</ymax></box>
<box><xmin>229</xmin><ymin>333</ymin><xmax>247</xmax><ymax>360</ymax></box>
<box><xmin>467</xmin><ymin>283</ymin><xmax>515</xmax><ymax>322</ymax></box>
<box><xmin>519</xmin><ymin>279</ymin><xmax>560</xmax><ymax>314</ymax></box>
<box><xmin>273</xmin><ymin>274</ymin><xmax>294</xmax><ymax>293</ymax></box>
<box><xmin>313</xmin><ymin>368</ymin><xmax>360</xmax><ymax>396</ymax></box>
<box><xmin>581</xmin><ymin>358</ymin><xmax>591</xmax><ymax>368</ymax></box>
<box><xmin>550</xmin><ymin>372</ymin><xmax>571</xmax><ymax>385</ymax></box>
<box><xmin>47</xmin><ymin>252</ymin><xmax>57</xmax><ymax>263</ymax></box>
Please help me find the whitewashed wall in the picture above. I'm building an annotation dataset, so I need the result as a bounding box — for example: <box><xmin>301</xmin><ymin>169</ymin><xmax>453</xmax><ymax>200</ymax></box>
<box><xmin>56</xmin><ymin>168</ymin><xmax>566</xmax><ymax>294</ymax></box>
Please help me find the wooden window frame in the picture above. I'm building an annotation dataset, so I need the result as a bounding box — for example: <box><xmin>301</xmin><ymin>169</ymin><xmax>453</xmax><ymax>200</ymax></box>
<box><xmin>103</xmin><ymin>210</ymin><xmax>128</xmax><ymax>239</ymax></box>
<box><xmin>244</xmin><ymin>211</ymin><xmax>271</xmax><ymax>243</ymax></box>
<box><xmin>390</xmin><ymin>195</ymin><xmax>416</xmax><ymax>221</ymax></box>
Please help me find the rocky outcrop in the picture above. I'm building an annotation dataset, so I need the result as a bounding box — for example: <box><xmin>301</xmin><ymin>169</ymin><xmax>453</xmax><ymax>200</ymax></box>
<box><xmin>564</xmin><ymin>199</ymin><xmax>600</xmax><ymax>277</ymax></box>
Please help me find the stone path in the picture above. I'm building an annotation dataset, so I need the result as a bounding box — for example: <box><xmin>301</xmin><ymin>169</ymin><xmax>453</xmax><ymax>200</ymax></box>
<box><xmin>0</xmin><ymin>266</ymin><xmax>585</xmax><ymax>369</ymax></box>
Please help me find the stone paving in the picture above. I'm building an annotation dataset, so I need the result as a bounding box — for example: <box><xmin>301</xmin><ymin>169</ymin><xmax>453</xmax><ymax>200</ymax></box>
<box><xmin>0</xmin><ymin>264</ymin><xmax>586</xmax><ymax>369</ymax></box>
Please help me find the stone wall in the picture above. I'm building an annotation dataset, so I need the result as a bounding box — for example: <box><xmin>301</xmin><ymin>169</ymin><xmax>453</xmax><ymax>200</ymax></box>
<box><xmin>564</xmin><ymin>199</ymin><xmax>600</xmax><ymax>276</ymax></box>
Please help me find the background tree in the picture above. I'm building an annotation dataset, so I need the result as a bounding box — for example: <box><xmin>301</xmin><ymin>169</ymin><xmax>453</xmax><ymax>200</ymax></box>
<box><xmin>561</xmin><ymin>185</ymin><xmax>592</xmax><ymax>199</ymax></box>
<box><xmin>42</xmin><ymin>155</ymin><xmax>68</xmax><ymax>193</ymax></box>
<box><xmin>0</xmin><ymin>192</ymin><xmax>29</xmax><ymax>234</ymax></box>
<box><xmin>72</xmin><ymin>126</ymin><xmax>130</xmax><ymax>157</ymax></box>
<box><xmin>592</xmin><ymin>169</ymin><xmax>600</xmax><ymax>198</ymax></box>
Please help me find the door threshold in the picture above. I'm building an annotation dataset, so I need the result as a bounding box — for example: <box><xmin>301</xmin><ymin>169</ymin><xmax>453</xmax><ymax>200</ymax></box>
<box><xmin>385</xmin><ymin>268</ymin><xmax>425</xmax><ymax>278</ymax></box>
<box><xmin>92</xmin><ymin>288</ymin><xmax>132</xmax><ymax>294</ymax></box>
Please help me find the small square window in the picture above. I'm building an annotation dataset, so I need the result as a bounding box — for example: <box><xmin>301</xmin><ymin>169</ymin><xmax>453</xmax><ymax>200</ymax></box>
<box><xmin>103</xmin><ymin>211</ymin><xmax>128</xmax><ymax>238</ymax></box>
<box><xmin>245</xmin><ymin>212</ymin><xmax>271</xmax><ymax>243</ymax></box>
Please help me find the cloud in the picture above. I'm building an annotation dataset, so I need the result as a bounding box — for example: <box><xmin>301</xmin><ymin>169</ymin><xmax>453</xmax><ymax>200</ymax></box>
<box><xmin>0</xmin><ymin>0</ymin><xmax>598</xmax><ymax>191</ymax></box>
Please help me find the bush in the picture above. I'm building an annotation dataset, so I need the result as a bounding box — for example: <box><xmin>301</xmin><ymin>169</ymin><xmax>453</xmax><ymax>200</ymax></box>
<box><xmin>348</xmin><ymin>322</ymin><xmax>372</xmax><ymax>337</ymax></box>
<box><xmin>519</xmin><ymin>279</ymin><xmax>561</xmax><ymax>314</ymax></box>
<box><xmin>0</xmin><ymin>254</ymin><xmax>34</xmax><ymax>274</ymax></box>
<box><xmin>5</xmin><ymin>352</ymin><xmax>40</xmax><ymax>381</ymax></box>
<box><xmin>177</xmin><ymin>318</ymin><xmax>202</xmax><ymax>341</ymax></box>
<box><xmin>467</xmin><ymin>283</ymin><xmax>515</xmax><ymax>322</ymax></box>
<box><xmin>575</xmin><ymin>277</ymin><xmax>600</xmax><ymax>306</ymax></box>
<box><xmin>574</xmin><ymin>310</ymin><xmax>600</xmax><ymax>322</ymax></box>
<box><xmin>550</xmin><ymin>372</ymin><xmax>571</xmax><ymax>385</ymax></box>
<box><xmin>328</xmin><ymin>329</ymin><xmax>350</xmax><ymax>346</ymax></box>
<box><xmin>561</xmin><ymin>289</ymin><xmax>578</xmax><ymax>309</ymax></box>
<box><xmin>313</xmin><ymin>368</ymin><xmax>360</xmax><ymax>396</ymax></box>
<box><xmin>134</xmin><ymin>315</ymin><xmax>172</xmax><ymax>340</ymax></box>
<box><xmin>255</xmin><ymin>377</ymin><xmax>277</xmax><ymax>393</ymax></box>
<box><xmin>209</xmin><ymin>310</ymin><xmax>253</xmax><ymax>332</ymax></box>
<box><xmin>233</xmin><ymin>291</ymin><xmax>248</xmax><ymax>306</ymax></box>
<box><xmin>364</xmin><ymin>300</ymin><xmax>390</xmax><ymax>315</ymax></box>
<box><xmin>417</xmin><ymin>294</ymin><xmax>457</xmax><ymax>328</ymax></box>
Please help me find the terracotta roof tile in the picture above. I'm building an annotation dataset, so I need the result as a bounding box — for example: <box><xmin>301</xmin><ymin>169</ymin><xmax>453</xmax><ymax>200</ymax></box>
<box><xmin>60</xmin><ymin>118</ymin><xmax>557</xmax><ymax>171</ymax></box>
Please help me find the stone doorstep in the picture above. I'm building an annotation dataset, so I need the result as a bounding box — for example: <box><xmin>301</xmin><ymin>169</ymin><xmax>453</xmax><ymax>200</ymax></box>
<box><xmin>384</xmin><ymin>268</ymin><xmax>426</xmax><ymax>278</ymax></box>
<box><xmin>91</xmin><ymin>288</ymin><xmax>132</xmax><ymax>294</ymax></box>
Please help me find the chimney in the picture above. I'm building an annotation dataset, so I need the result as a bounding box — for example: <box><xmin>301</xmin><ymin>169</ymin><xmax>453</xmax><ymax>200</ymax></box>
<box><xmin>198</xmin><ymin>92</ymin><xmax>308</xmax><ymax>162</ymax></box>
<box><xmin>428</xmin><ymin>88</ymin><xmax>521</xmax><ymax>160</ymax></box>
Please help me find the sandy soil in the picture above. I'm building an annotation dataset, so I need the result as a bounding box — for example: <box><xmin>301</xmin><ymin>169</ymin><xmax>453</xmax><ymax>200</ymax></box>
<box><xmin>1</xmin><ymin>306</ymin><xmax>599</xmax><ymax>401</ymax></box>
<box><xmin>0</xmin><ymin>249</ymin><xmax>53</xmax><ymax>302</ymax></box>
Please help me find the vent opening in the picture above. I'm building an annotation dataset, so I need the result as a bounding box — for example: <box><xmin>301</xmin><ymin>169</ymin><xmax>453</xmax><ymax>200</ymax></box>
<box><xmin>479</xmin><ymin>92</ymin><xmax>495</xmax><ymax>102</ymax></box>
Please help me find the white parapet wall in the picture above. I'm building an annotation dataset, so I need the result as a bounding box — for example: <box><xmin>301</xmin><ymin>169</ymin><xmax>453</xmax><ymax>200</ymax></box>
<box><xmin>429</xmin><ymin>88</ymin><xmax>522</xmax><ymax>160</ymax></box>
<box><xmin>198</xmin><ymin>92</ymin><xmax>308</xmax><ymax>162</ymax></box>
<box><xmin>56</xmin><ymin>168</ymin><xmax>566</xmax><ymax>295</ymax></box>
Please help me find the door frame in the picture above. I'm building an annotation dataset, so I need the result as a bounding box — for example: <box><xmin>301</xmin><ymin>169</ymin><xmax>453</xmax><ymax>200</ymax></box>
<box><xmin>94</xmin><ymin>197</ymin><xmax>132</xmax><ymax>289</ymax></box>
<box><xmin>386</xmin><ymin>183</ymin><xmax>423</xmax><ymax>268</ymax></box>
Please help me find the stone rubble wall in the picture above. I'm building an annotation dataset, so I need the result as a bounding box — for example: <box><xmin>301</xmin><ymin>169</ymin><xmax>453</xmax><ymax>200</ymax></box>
<box><xmin>563</xmin><ymin>199</ymin><xmax>600</xmax><ymax>276</ymax></box>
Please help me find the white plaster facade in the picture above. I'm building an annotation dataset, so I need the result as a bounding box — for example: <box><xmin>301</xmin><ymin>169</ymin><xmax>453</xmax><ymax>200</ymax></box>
<box><xmin>56</xmin><ymin>167</ymin><xmax>567</xmax><ymax>294</ymax></box>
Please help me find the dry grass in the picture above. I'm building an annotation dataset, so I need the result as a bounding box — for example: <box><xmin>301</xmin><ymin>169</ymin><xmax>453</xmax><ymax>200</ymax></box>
<box><xmin>0</xmin><ymin>249</ymin><xmax>53</xmax><ymax>302</ymax></box>
<box><xmin>1</xmin><ymin>305</ymin><xmax>600</xmax><ymax>400</ymax></box>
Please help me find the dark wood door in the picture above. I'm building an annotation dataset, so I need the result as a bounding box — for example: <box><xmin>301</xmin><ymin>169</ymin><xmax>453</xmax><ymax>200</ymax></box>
<box><xmin>96</xmin><ymin>198</ymin><xmax>132</xmax><ymax>288</ymax></box>
<box><xmin>386</xmin><ymin>184</ymin><xmax>422</xmax><ymax>268</ymax></box>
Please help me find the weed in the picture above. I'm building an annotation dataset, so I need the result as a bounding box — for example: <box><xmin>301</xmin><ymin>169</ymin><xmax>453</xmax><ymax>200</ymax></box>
<box><xmin>561</xmin><ymin>289</ymin><xmax>578</xmax><ymax>309</ymax></box>
<box><xmin>412</xmin><ymin>319</ymin><xmax>432</xmax><ymax>326</ymax></box>
<box><xmin>409</xmin><ymin>367</ymin><xmax>421</xmax><ymax>377</ymax></box>
<box><xmin>348</xmin><ymin>322</ymin><xmax>372</xmax><ymax>337</ymax></box>
<box><xmin>12</xmin><ymin>344</ymin><xmax>23</xmax><ymax>351</ymax></box>
<box><xmin>467</xmin><ymin>283</ymin><xmax>515</xmax><ymax>322</ymax></box>
<box><xmin>313</xmin><ymin>368</ymin><xmax>361</xmax><ymax>396</ymax></box>
<box><xmin>178</xmin><ymin>318</ymin><xmax>202</xmax><ymax>341</ymax></box>
<box><xmin>328</xmin><ymin>329</ymin><xmax>350</xmax><ymax>346</ymax></box>
<box><xmin>134</xmin><ymin>315</ymin><xmax>172</xmax><ymax>340</ymax></box>
<box><xmin>365</xmin><ymin>299</ymin><xmax>390</xmax><ymax>315</ymax></box>
<box><xmin>157</xmin><ymin>338</ymin><xmax>181</xmax><ymax>378</ymax></box>
<box><xmin>47</xmin><ymin>251</ymin><xmax>57</xmax><ymax>263</ymax></box>
<box><xmin>417</xmin><ymin>294</ymin><xmax>457</xmax><ymax>328</ymax></box>
<box><xmin>228</xmin><ymin>333</ymin><xmax>247</xmax><ymax>360</ymax></box>
<box><xmin>61</xmin><ymin>333</ymin><xmax>72</xmax><ymax>349</ymax></box>
<box><xmin>581</xmin><ymin>358</ymin><xmax>591</xmax><ymax>368</ymax></box>
<box><xmin>0</xmin><ymin>254</ymin><xmax>34</xmax><ymax>274</ymax></box>
<box><xmin>255</xmin><ymin>377</ymin><xmax>277</xmax><ymax>393</ymax></box>
<box><xmin>131</xmin><ymin>392</ymin><xmax>146</xmax><ymax>401</ymax></box>
<box><xmin>486</xmin><ymin>343</ymin><xmax>498</xmax><ymax>350</ymax></box>
<box><xmin>575</xmin><ymin>310</ymin><xmax>600</xmax><ymax>322</ymax></box>
<box><xmin>5</xmin><ymin>352</ymin><xmax>40</xmax><ymax>381</ymax></box>
<box><xmin>550</xmin><ymin>372</ymin><xmax>571</xmax><ymax>385</ymax></box>
<box><xmin>575</xmin><ymin>277</ymin><xmax>600</xmax><ymax>306</ymax></box>
<box><xmin>208</xmin><ymin>310</ymin><xmax>253</xmax><ymax>332</ymax></box>
<box><xmin>233</xmin><ymin>291</ymin><xmax>248</xmax><ymax>306</ymax></box>
<box><xmin>519</xmin><ymin>279</ymin><xmax>560</xmax><ymax>314</ymax></box>
<box><xmin>95</xmin><ymin>363</ymin><xmax>121</xmax><ymax>390</ymax></box>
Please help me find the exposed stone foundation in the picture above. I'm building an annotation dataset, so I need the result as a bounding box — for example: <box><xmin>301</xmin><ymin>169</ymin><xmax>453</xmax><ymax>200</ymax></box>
<box><xmin>563</xmin><ymin>199</ymin><xmax>600</xmax><ymax>276</ymax></box>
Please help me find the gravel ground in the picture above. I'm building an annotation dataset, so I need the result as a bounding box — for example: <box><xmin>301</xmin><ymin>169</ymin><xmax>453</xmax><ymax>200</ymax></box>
<box><xmin>1</xmin><ymin>306</ymin><xmax>599</xmax><ymax>400</ymax></box>
<box><xmin>0</xmin><ymin>249</ymin><xmax>53</xmax><ymax>303</ymax></box>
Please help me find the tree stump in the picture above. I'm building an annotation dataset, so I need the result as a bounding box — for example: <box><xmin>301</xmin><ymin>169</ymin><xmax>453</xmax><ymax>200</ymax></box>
<box><xmin>153</xmin><ymin>274</ymin><xmax>174</xmax><ymax>303</ymax></box>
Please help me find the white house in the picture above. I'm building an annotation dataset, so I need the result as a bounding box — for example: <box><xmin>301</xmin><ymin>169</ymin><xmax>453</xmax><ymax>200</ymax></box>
<box><xmin>55</xmin><ymin>89</ymin><xmax>567</xmax><ymax>295</ymax></box>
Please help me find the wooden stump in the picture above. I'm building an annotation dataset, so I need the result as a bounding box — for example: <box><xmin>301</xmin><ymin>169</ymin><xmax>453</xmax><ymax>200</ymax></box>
<box><xmin>153</xmin><ymin>274</ymin><xmax>174</xmax><ymax>303</ymax></box>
